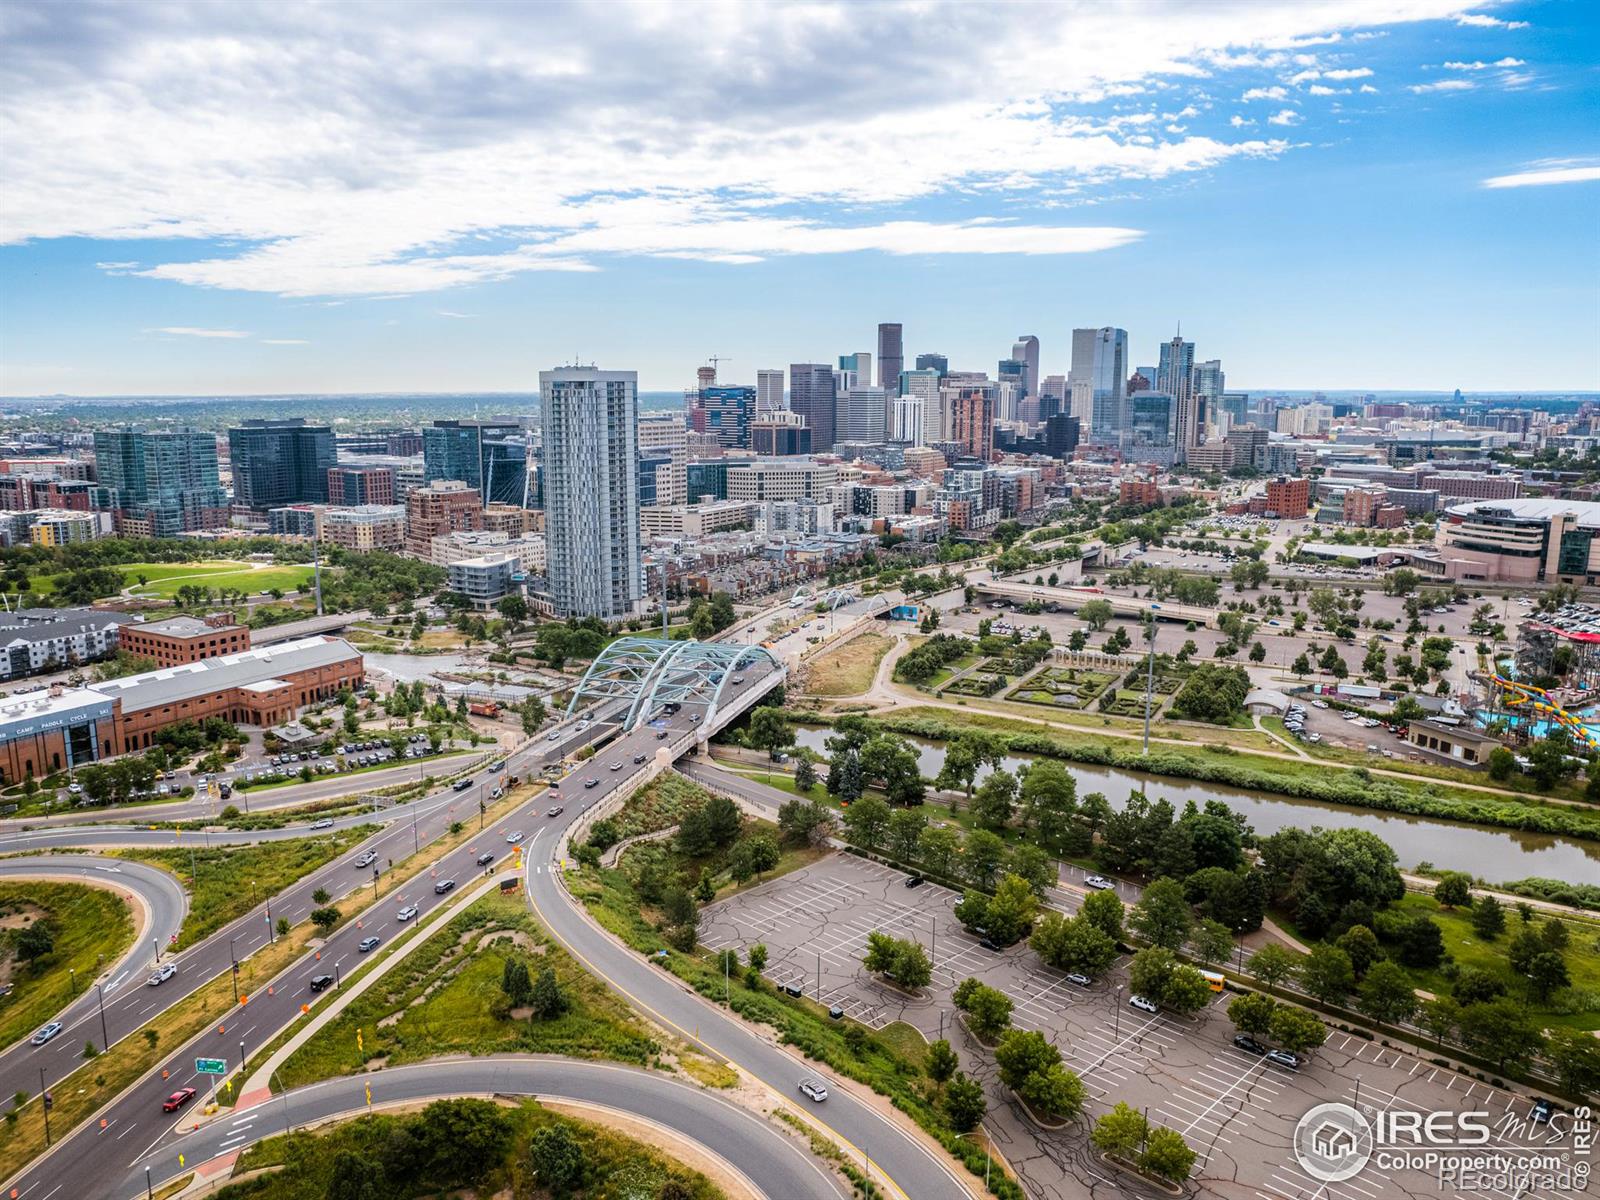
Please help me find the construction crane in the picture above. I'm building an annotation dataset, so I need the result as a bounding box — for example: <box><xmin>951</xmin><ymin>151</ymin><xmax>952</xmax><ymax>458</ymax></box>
<box><xmin>706</xmin><ymin>355</ymin><xmax>733</xmax><ymax>376</ymax></box>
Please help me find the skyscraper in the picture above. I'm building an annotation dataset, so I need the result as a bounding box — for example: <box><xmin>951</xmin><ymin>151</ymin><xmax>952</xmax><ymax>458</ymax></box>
<box><xmin>228</xmin><ymin>419</ymin><xmax>335</xmax><ymax>509</ymax></box>
<box><xmin>422</xmin><ymin>418</ymin><xmax>524</xmax><ymax>505</ymax></box>
<box><xmin>755</xmin><ymin>369</ymin><xmax>785</xmax><ymax>415</ymax></box>
<box><xmin>1158</xmin><ymin>335</ymin><xmax>1199</xmax><ymax>458</ymax></box>
<box><xmin>94</xmin><ymin>428</ymin><xmax>228</xmax><ymax>536</ymax></box>
<box><xmin>1011</xmin><ymin>335</ymin><xmax>1040</xmax><ymax>398</ymax></box>
<box><xmin>1193</xmin><ymin>359</ymin><xmax>1225</xmax><ymax>438</ymax></box>
<box><xmin>950</xmin><ymin>389</ymin><xmax>994</xmax><ymax>461</ymax></box>
<box><xmin>539</xmin><ymin>367</ymin><xmax>641</xmax><ymax>619</ymax></box>
<box><xmin>898</xmin><ymin>369</ymin><xmax>941</xmax><ymax>444</ymax></box>
<box><xmin>838</xmin><ymin>387</ymin><xmax>889</xmax><ymax>444</ymax></box>
<box><xmin>1069</xmin><ymin>328</ymin><xmax>1128</xmax><ymax>448</ymax></box>
<box><xmin>876</xmin><ymin>323</ymin><xmax>903</xmax><ymax>391</ymax></box>
<box><xmin>789</xmin><ymin>363</ymin><xmax>837</xmax><ymax>452</ymax></box>
<box><xmin>698</xmin><ymin>385</ymin><xmax>755</xmax><ymax>449</ymax></box>
<box><xmin>914</xmin><ymin>352</ymin><xmax>948</xmax><ymax>375</ymax></box>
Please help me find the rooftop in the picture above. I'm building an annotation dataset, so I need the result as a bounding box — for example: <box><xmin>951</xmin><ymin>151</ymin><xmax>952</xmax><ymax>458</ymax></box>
<box><xmin>92</xmin><ymin>635</ymin><xmax>360</xmax><ymax>713</ymax></box>
<box><xmin>1447</xmin><ymin>498</ymin><xmax>1600</xmax><ymax>527</ymax></box>
<box><xmin>134</xmin><ymin>615</ymin><xmax>242</xmax><ymax>637</ymax></box>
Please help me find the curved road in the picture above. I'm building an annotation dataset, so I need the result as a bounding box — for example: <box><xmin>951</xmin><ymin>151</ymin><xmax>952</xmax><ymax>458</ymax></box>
<box><xmin>0</xmin><ymin>856</ymin><xmax>187</xmax><ymax>1050</ymax></box>
<box><xmin>2</xmin><ymin>672</ymin><xmax>969</xmax><ymax>1200</ymax></box>
<box><xmin>123</xmin><ymin>1057</ymin><xmax>847</xmax><ymax>1200</ymax></box>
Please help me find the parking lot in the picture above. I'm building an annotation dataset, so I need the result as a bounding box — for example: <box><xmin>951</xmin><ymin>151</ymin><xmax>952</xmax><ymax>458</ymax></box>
<box><xmin>704</xmin><ymin>854</ymin><xmax>1587</xmax><ymax>1200</ymax></box>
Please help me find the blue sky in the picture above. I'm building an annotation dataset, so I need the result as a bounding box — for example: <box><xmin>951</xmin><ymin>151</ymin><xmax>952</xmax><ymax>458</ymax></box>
<box><xmin>0</xmin><ymin>0</ymin><xmax>1595</xmax><ymax>396</ymax></box>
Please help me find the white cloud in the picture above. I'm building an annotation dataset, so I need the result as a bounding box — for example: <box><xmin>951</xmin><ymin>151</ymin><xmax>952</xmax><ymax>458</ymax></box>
<box><xmin>436</xmin><ymin>310</ymin><xmax>476</xmax><ymax>319</ymax></box>
<box><xmin>1482</xmin><ymin>165</ymin><xmax>1600</xmax><ymax>189</ymax></box>
<box><xmin>1442</xmin><ymin>57</ymin><xmax>1525</xmax><ymax>69</ymax></box>
<box><xmin>1287</xmin><ymin>69</ymin><xmax>1322</xmax><ymax>84</ymax></box>
<box><xmin>1359</xmin><ymin>83</ymin><xmax>1380</xmax><ymax>93</ymax></box>
<box><xmin>95</xmin><ymin>260</ymin><xmax>138</xmax><ymax>270</ymax></box>
<box><xmin>0</xmin><ymin>0</ymin><xmax>1474</xmax><ymax>296</ymax></box>
<box><xmin>1267</xmin><ymin>109</ymin><xmax>1302</xmax><ymax>125</ymax></box>
<box><xmin>1241</xmin><ymin>86</ymin><xmax>1288</xmax><ymax>101</ymax></box>
<box><xmin>1230</xmin><ymin>114</ymin><xmax>1256</xmax><ymax>127</ymax></box>
<box><xmin>146</xmin><ymin>326</ymin><xmax>251</xmax><ymax>338</ymax></box>
<box><xmin>1409</xmin><ymin>79</ymin><xmax>1476</xmax><ymax>93</ymax></box>
<box><xmin>1322</xmin><ymin>67</ymin><xmax>1375</xmax><ymax>79</ymax></box>
<box><xmin>1307</xmin><ymin>85</ymin><xmax>1349</xmax><ymax>95</ymax></box>
<box><xmin>1454</xmin><ymin>13</ymin><xmax>1530</xmax><ymax>29</ymax></box>
<box><xmin>260</xmin><ymin>338</ymin><xmax>308</xmax><ymax>345</ymax></box>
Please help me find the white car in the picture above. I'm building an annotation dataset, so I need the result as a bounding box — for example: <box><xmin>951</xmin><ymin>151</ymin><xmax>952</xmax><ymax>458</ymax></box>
<box><xmin>505</xmin><ymin>830</ymin><xmax>524</xmax><ymax>844</ymax></box>
<box><xmin>1128</xmin><ymin>994</ymin><xmax>1159</xmax><ymax>1014</ymax></box>
<box><xmin>396</xmin><ymin>905</ymin><xmax>420</xmax><ymax>922</ymax></box>
<box><xmin>1083</xmin><ymin>875</ymin><xmax>1115</xmax><ymax>890</ymax></box>
<box><xmin>798</xmin><ymin>1078</ymin><xmax>829</xmax><ymax>1103</ymax></box>
<box><xmin>547</xmin><ymin>731</ymin><xmax>561</xmax><ymax>741</ymax></box>
<box><xmin>147</xmin><ymin>963</ymin><xmax>177</xmax><ymax>986</ymax></box>
<box><xmin>1311</xmin><ymin>699</ymin><xmax>1329</xmax><ymax>709</ymax></box>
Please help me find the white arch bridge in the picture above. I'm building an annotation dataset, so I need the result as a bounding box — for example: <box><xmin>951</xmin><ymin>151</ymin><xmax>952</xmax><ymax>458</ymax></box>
<box><xmin>564</xmin><ymin>637</ymin><xmax>787</xmax><ymax>736</ymax></box>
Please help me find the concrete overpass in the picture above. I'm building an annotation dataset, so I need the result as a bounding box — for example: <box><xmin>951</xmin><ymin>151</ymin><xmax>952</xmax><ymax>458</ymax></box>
<box><xmin>973</xmin><ymin>578</ymin><xmax>1215</xmax><ymax>627</ymax></box>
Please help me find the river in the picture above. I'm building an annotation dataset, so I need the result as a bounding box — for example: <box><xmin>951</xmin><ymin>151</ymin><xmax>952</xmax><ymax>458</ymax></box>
<box><xmin>789</xmin><ymin>727</ymin><xmax>1600</xmax><ymax>884</ymax></box>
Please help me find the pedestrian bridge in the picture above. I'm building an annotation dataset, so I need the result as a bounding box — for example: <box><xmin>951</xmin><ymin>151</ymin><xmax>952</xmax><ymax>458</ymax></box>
<box><xmin>973</xmin><ymin>579</ymin><xmax>1215</xmax><ymax>627</ymax></box>
<box><xmin>564</xmin><ymin>637</ymin><xmax>786</xmax><ymax>735</ymax></box>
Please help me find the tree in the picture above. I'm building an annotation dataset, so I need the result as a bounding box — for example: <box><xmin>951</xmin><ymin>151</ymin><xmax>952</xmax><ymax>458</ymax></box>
<box><xmin>1030</xmin><ymin>913</ymin><xmax>1116</xmax><ymax>977</ymax></box>
<box><xmin>1525</xmin><ymin>950</ymin><xmax>1571</xmax><ymax>1002</ymax></box>
<box><xmin>1357</xmin><ymin>961</ymin><xmax>1418</xmax><ymax>1025</ymax></box>
<box><xmin>1228</xmin><ymin>992</ymin><xmax>1278</xmax><ymax>1036</ymax></box>
<box><xmin>1418</xmin><ymin>996</ymin><xmax>1461</xmax><ymax>1049</ymax></box>
<box><xmin>520</xmin><ymin>696</ymin><xmax>546</xmax><ymax>735</ymax></box>
<box><xmin>841</xmin><ymin>795</ymin><xmax>892</xmax><ymax>854</ymax></box>
<box><xmin>1432</xmin><ymin>872</ymin><xmax>1472</xmax><ymax>909</ymax></box>
<box><xmin>1470</xmin><ymin>894</ymin><xmax>1505</xmax><ymax>941</ymax></box>
<box><xmin>953</xmin><ymin>977</ymin><xmax>1012</xmax><ymax>1041</ymax></box>
<box><xmin>1078</xmin><ymin>888</ymin><xmax>1125</xmax><ymax>944</ymax></box>
<box><xmin>1128</xmin><ymin>946</ymin><xmax>1179</xmax><ymax>1003</ymax></box>
<box><xmin>1007</xmin><ymin>844</ymin><xmax>1057</xmax><ymax>899</ymax></box>
<box><xmin>1020</xmin><ymin>1062</ymin><xmax>1086</xmax><ymax>1120</ymax></box>
<box><xmin>886</xmin><ymin>807</ymin><xmax>927</xmax><ymax>865</ymax></box>
<box><xmin>728</xmin><ymin>833</ymin><xmax>781</xmax><ymax>883</ymax></box>
<box><xmin>14</xmin><ymin>922</ymin><xmax>54</xmax><ymax>964</ymax></box>
<box><xmin>860</xmin><ymin>733</ymin><xmax>926</xmax><ymax>806</ymax></box>
<box><xmin>863</xmin><ymin>932</ymin><xmax>931</xmax><ymax>990</ymax></box>
<box><xmin>971</xmin><ymin>769</ymin><xmax>1017</xmax><ymax>831</ymax></box>
<box><xmin>528</xmin><ymin>966</ymin><xmax>569</xmax><ymax>1018</ymax></box>
<box><xmin>1129</xmin><ymin>877</ymin><xmax>1192</xmax><ymax>951</ymax></box>
<box><xmin>1391</xmin><ymin>914</ymin><xmax>1445</xmax><ymax>968</ymax></box>
<box><xmin>1298</xmin><ymin>944</ymin><xmax>1354</xmax><ymax>1006</ymax></box>
<box><xmin>310</xmin><ymin>906</ymin><xmax>341</xmax><ymax>934</ymax></box>
<box><xmin>527</xmin><ymin>1123</ymin><xmax>583</xmax><ymax>1194</ymax></box>
<box><xmin>1079</xmin><ymin>599</ymin><xmax>1115</xmax><ymax>631</ymax></box>
<box><xmin>326</xmin><ymin>1151</ymin><xmax>383</xmax><ymax>1200</ymax></box>
<box><xmin>793</xmin><ymin>752</ymin><xmax>819</xmax><ymax>793</ymax></box>
<box><xmin>1019</xmin><ymin>760</ymin><xmax>1079</xmax><ymax>854</ymax></box>
<box><xmin>916</xmin><ymin>824</ymin><xmax>961</xmax><ymax>879</ymax></box>
<box><xmin>1268</xmin><ymin>1005</ymin><xmax>1328</xmax><ymax>1055</ymax></box>
<box><xmin>935</xmin><ymin>732</ymin><xmax>1000</xmax><ymax>807</ymax></box>
<box><xmin>746</xmin><ymin>707</ymin><xmax>792</xmax><ymax>760</ymax></box>
<box><xmin>1091</xmin><ymin>1102</ymin><xmax>1148</xmax><ymax>1159</ymax></box>
<box><xmin>982</xmin><ymin>874</ymin><xmax>1039</xmax><ymax>946</ymax></box>
<box><xmin>1457</xmin><ymin>999</ymin><xmax>1544</xmax><ymax>1072</ymax></box>
<box><xmin>1141</xmin><ymin>1127</ymin><xmax>1198</xmax><ymax>1183</ymax></box>
<box><xmin>1161</xmin><ymin>966</ymin><xmax>1215</xmax><ymax>1014</ymax></box>
<box><xmin>1169</xmin><ymin>664</ymin><xmax>1251</xmax><ymax>725</ymax></box>
<box><xmin>1525</xmin><ymin>737</ymin><xmax>1578</xmax><ymax>791</ymax></box>
<box><xmin>994</xmin><ymin>1028</ymin><xmax>1057</xmax><ymax>1092</ymax></box>
<box><xmin>962</xmin><ymin>829</ymin><xmax>1007</xmax><ymax>889</ymax></box>
<box><xmin>501</xmin><ymin>958</ymin><xmax>533</xmax><ymax>1006</ymax></box>
<box><xmin>1547</xmin><ymin>1027</ymin><xmax>1600</xmax><ymax>1099</ymax></box>
<box><xmin>1291</xmin><ymin>652</ymin><xmax>1312</xmax><ymax>677</ymax></box>
<box><xmin>777</xmin><ymin>797</ymin><xmax>833</xmax><ymax>846</ymax></box>
<box><xmin>943</xmin><ymin>1073</ymin><xmax>987</xmax><ymax>1132</ymax></box>
<box><xmin>926</xmin><ymin>1038</ymin><xmax>959</xmax><ymax>1084</ymax></box>
<box><xmin>1192</xmin><ymin>918</ymin><xmax>1234</xmax><ymax>967</ymax></box>
<box><xmin>1248</xmin><ymin>943</ymin><xmax>1300</xmax><ymax>989</ymax></box>
<box><xmin>1335</xmin><ymin>925</ymin><xmax>1382</xmax><ymax>980</ymax></box>
<box><xmin>414</xmin><ymin>1098</ymin><xmax>515</xmax><ymax>1186</ymax></box>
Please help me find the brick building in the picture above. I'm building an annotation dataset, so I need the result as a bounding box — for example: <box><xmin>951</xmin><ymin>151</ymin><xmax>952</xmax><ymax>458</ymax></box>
<box><xmin>118</xmin><ymin>614</ymin><xmax>251</xmax><ymax>666</ymax></box>
<box><xmin>404</xmin><ymin>480</ymin><xmax>482</xmax><ymax>556</ymax></box>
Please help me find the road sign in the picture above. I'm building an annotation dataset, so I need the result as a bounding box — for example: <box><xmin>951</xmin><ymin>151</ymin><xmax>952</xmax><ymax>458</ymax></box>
<box><xmin>194</xmin><ymin>1057</ymin><xmax>227</xmax><ymax>1075</ymax></box>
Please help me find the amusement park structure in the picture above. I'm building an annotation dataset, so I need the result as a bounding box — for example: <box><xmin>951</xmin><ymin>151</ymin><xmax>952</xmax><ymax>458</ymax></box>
<box><xmin>1473</xmin><ymin>671</ymin><xmax>1599</xmax><ymax>750</ymax></box>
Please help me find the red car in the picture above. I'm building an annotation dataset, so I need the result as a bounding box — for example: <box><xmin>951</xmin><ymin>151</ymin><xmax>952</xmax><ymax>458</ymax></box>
<box><xmin>163</xmin><ymin>1087</ymin><xmax>197</xmax><ymax>1112</ymax></box>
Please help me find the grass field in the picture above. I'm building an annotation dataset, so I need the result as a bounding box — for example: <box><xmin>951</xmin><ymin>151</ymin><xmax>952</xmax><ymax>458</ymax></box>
<box><xmin>805</xmin><ymin>632</ymin><xmax>893</xmax><ymax>696</ymax></box>
<box><xmin>115</xmin><ymin>829</ymin><xmax>374</xmax><ymax>948</ymax></box>
<box><xmin>275</xmin><ymin>893</ymin><xmax>667</xmax><ymax>1090</ymax></box>
<box><xmin>122</xmin><ymin>561</ymin><xmax>316</xmax><ymax>599</ymax></box>
<box><xmin>0</xmin><ymin>882</ymin><xmax>135</xmax><ymax>1052</ymax></box>
<box><xmin>229</xmin><ymin>1097</ymin><xmax>729</xmax><ymax>1200</ymax></box>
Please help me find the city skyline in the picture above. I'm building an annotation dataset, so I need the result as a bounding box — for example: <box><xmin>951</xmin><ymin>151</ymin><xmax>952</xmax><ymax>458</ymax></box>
<box><xmin>2</xmin><ymin>1</ymin><xmax>1597</xmax><ymax>396</ymax></box>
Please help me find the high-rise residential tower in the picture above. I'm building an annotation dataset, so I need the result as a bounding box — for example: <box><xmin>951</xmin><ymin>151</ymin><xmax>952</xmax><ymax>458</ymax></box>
<box><xmin>1158</xmin><ymin>335</ymin><xmax>1199</xmax><ymax>458</ymax></box>
<box><xmin>422</xmin><ymin>418</ymin><xmax>525</xmax><ymax>506</ymax></box>
<box><xmin>789</xmin><ymin>364</ymin><xmax>838</xmax><ymax>452</ymax></box>
<box><xmin>755</xmin><ymin>369</ymin><xmax>786</xmax><ymax>415</ymax></box>
<box><xmin>539</xmin><ymin>367</ymin><xmax>641</xmax><ymax>619</ymax></box>
<box><xmin>1012</xmin><ymin>335</ymin><xmax>1040</xmax><ymax>398</ymax></box>
<box><xmin>1193</xmin><ymin>359</ymin><xmax>1226</xmax><ymax>438</ymax></box>
<box><xmin>228</xmin><ymin>419</ymin><xmax>336</xmax><ymax>510</ymax></box>
<box><xmin>876</xmin><ymin>323</ymin><xmax>903</xmax><ymax>391</ymax></box>
<box><xmin>94</xmin><ymin>428</ymin><xmax>228</xmax><ymax>536</ymax></box>
<box><xmin>1069</xmin><ymin>328</ymin><xmax>1129</xmax><ymax>448</ymax></box>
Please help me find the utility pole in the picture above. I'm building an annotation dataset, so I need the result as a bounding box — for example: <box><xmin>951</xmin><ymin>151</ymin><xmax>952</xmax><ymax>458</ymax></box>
<box><xmin>96</xmin><ymin>981</ymin><xmax>109</xmax><ymax>1052</ymax></box>
<box><xmin>39</xmin><ymin>1067</ymin><xmax>50</xmax><ymax>1145</ymax></box>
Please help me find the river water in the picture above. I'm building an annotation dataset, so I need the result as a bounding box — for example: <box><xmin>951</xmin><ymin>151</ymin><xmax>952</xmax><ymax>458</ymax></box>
<box><xmin>789</xmin><ymin>727</ymin><xmax>1600</xmax><ymax>884</ymax></box>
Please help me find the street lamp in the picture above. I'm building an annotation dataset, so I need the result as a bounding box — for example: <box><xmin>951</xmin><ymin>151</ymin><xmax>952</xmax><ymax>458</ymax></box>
<box><xmin>96</xmin><ymin>981</ymin><xmax>109</xmax><ymax>1051</ymax></box>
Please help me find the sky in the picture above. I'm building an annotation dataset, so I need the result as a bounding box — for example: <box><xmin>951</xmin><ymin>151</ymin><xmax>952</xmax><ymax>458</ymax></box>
<box><xmin>0</xmin><ymin>0</ymin><xmax>1596</xmax><ymax>397</ymax></box>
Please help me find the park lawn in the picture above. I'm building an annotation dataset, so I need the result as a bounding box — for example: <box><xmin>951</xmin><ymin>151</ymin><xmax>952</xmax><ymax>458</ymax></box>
<box><xmin>922</xmin><ymin>652</ymin><xmax>980</xmax><ymax>689</ymax></box>
<box><xmin>0</xmin><ymin>882</ymin><xmax>135</xmax><ymax>1052</ymax></box>
<box><xmin>805</xmin><ymin>632</ymin><xmax>893</xmax><ymax>696</ymax></box>
<box><xmin>1388</xmin><ymin>892</ymin><xmax>1600</xmax><ymax>1032</ymax></box>
<box><xmin>131</xmin><ymin>563</ymin><xmax>316</xmax><ymax>599</ymax></box>
<box><xmin>228</xmin><ymin>1097</ymin><xmax>729</xmax><ymax>1200</ymax></box>
<box><xmin>114</xmin><ymin>828</ymin><xmax>375</xmax><ymax>948</ymax></box>
<box><xmin>275</xmin><ymin>894</ymin><xmax>669</xmax><ymax>1091</ymax></box>
<box><xmin>119</xmin><ymin>559</ymin><xmax>257</xmax><ymax>583</ymax></box>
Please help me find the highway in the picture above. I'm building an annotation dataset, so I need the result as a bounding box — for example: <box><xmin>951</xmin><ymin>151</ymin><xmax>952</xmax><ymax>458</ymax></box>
<box><xmin>0</xmin><ymin>856</ymin><xmax>188</xmax><ymax>1050</ymax></box>
<box><xmin>2</xmin><ymin>647</ymin><xmax>969</xmax><ymax>1200</ymax></box>
<box><xmin>119</xmin><ymin>1057</ymin><xmax>849</xmax><ymax>1200</ymax></box>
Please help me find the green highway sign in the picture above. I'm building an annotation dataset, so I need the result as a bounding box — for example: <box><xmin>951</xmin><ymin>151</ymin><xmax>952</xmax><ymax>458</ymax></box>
<box><xmin>195</xmin><ymin>1057</ymin><xmax>227</xmax><ymax>1075</ymax></box>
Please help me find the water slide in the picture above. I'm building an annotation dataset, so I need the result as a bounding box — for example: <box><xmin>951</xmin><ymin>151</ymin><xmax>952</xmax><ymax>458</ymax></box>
<box><xmin>1478</xmin><ymin>672</ymin><xmax>1599</xmax><ymax>749</ymax></box>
